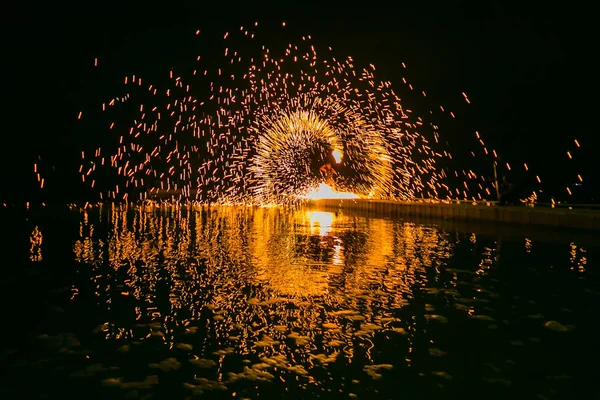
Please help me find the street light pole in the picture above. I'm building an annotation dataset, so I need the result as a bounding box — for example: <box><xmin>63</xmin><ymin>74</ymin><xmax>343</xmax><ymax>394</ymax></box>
<box><xmin>493</xmin><ymin>161</ymin><xmax>500</xmax><ymax>201</ymax></box>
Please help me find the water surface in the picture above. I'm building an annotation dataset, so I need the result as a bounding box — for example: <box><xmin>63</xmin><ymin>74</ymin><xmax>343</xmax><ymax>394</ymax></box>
<box><xmin>1</xmin><ymin>204</ymin><xmax>599</xmax><ymax>399</ymax></box>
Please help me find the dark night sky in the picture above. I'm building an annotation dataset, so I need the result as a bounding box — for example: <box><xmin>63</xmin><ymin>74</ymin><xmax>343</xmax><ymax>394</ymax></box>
<box><xmin>3</xmin><ymin>1</ymin><xmax>596</xmax><ymax>203</ymax></box>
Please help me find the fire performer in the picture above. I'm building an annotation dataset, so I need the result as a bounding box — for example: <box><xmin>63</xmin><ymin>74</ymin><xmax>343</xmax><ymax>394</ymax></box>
<box><xmin>319</xmin><ymin>162</ymin><xmax>337</xmax><ymax>185</ymax></box>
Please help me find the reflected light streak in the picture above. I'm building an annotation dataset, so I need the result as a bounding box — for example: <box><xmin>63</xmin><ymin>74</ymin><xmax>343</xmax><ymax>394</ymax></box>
<box><xmin>29</xmin><ymin>226</ymin><xmax>43</xmax><ymax>262</ymax></box>
<box><xmin>305</xmin><ymin>211</ymin><xmax>334</xmax><ymax>236</ymax></box>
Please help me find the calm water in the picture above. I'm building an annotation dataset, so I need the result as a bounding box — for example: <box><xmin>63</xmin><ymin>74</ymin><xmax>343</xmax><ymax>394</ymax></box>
<box><xmin>1</xmin><ymin>204</ymin><xmax>599</xmax><ymax>399</ymax></box>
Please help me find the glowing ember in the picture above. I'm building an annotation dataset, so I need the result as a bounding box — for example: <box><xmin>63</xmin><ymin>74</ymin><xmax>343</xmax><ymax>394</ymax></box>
<box><xmin>74</xmin><ymin>22</ymin><xmax>458</xmax><ymax>205</ymax></box>
<box><xmin>302</xmin><ymin>183</ymin><xmax>359</xmax><ymax>200</ymax></box>
<box><xmin>74</xmin><ymin>21</ymin><xmax>564</xmax><ymax>205</ymax></box>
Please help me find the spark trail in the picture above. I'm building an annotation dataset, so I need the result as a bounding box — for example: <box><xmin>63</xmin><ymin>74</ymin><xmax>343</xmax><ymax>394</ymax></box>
<box><xmin>76</xmin><ymin>22</ymin><xmax>498</xmax><ymax>205</ymax></box>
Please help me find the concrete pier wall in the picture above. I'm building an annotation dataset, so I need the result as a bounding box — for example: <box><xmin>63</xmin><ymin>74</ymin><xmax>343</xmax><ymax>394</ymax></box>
<box><xmin>308</xmin><ymin>199</ymin><xmax>600</xmax><ymax>232</ymax></box>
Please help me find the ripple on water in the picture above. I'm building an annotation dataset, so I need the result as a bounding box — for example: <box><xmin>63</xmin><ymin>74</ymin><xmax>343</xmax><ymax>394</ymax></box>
<box><xmin>4</xmin><ymin>205</ymin><xmax>598</xmax><ymax>399</ymax></box>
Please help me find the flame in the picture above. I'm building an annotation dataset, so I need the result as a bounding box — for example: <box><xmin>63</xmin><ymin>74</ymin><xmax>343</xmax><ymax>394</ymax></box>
<box><xmin>332</xmin><ymin>149</ymin><xmax>343</xmax><ymax>163</ymax></box>
<box><xmin>302</xmin><ymin>183</ymin><xmax>359</xmax><ymax>200</ymax></box>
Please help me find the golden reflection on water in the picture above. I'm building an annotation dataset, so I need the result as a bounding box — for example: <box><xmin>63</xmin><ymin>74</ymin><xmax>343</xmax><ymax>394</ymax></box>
<box><xmin>569</xmin><ymin>241</ymin><xmax>587</xmax><ymax>273</ymax></box>
<box><xmin>29</xmin><ymin>226</ymin><xmax>43</xmax><ymax>262</ymax></box>
<box><xmin>305</xmin><ymin>211</ymin><xmax>334</xmax><ymax>236</ymax></box>
<box><xmin>72</xmin><ymin>204</ymin><xmax>459</xmax><ymax>390</ymax></box>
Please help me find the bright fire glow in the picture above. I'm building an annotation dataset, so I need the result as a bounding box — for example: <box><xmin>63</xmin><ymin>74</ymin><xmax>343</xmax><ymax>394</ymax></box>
<box><xmin>302</xmin><ymin>183</ymin><xmax>359</xmax><ymax>200</ymax></box>
<box><xmin>332</xmin><ymin>149</ymin><xmax>343</xmax><ymax>163</ymax></box>
<box><xmin>305</xmin><ymin>211</ymin><xmax>334</xmax><ymax>236</ymax></box>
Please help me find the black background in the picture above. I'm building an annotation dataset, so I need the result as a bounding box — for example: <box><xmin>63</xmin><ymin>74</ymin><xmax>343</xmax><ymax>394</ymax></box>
<box><xmin>3</xmin><ymin>1</ymin><xmax>595</xmax><ymax>203</ymax></box>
